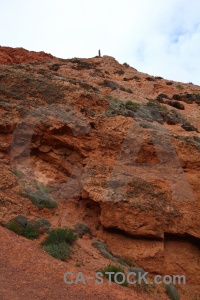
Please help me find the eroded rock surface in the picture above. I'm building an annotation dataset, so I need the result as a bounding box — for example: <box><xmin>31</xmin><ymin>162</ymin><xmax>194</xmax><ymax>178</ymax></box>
<box><xmin>0</xmin><ymin>46</ymin><xmax>199</xmax><ymax>299</ymax></box>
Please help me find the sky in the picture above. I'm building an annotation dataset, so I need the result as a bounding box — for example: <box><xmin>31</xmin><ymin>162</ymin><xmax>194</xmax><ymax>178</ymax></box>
<box><xmin>0</xmin><ymin>0</ymin><xmax>200</xmax><ymax>85</ymax></box>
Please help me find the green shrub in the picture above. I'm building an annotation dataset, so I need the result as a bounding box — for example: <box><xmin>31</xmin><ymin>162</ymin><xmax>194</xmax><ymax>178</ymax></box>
<box><xmin>22</xmin><ymin>189</ymin><xmax>57</xmax><ymax>209</ymax></box>
<box><xmin>194</xmin><ymin>136</ymin><xmax>200</xmax><ymax>143</ymax></box>
<box><xmin>11</xmin><ymin>168</ymin><xmax>23</xmax><ymax>178</ymax></box>
<box><xmin>6</xmin><ymin>220</ymin><xmax>23</xmax><ymax>235</ymax></box>
<box><xmin>123</xmin><ymin>62</ymin><xmax>129</xmax><ymax>67</ymax></box>
<box><xmin>6</xmin><ymin>219</ymin><xmax>40</xmax><ymax>239</ymax></box>
<box><xmin>21</xmin><ymin>224</ymin><xmax>40</xmax><ymax>239</ymax></box>
<box><xmin>41</xmin><ymin>228</ymin><xmax>77</xmax><ymax>261</ymax></box>
<box><xmin>125</xmin><ymin>100</ymin><xmax>140</xmax><ymax>111</ymax></box>
<box><xmin>125</xmin><ymin>100</ymin><xmax>137</xmax><ymax>106</ymax></box>
<box><xmin>165</xmin><ymin>284</ymin><xmax>180</xmax><ymax>300</ymax></box>
<box><xmin>74</xmin><ymin>223</ymin><xmax>91</xmax><ymax>238</ymax></box>
<box><xmin>29</xmin><ymin>217</ymin><xmax>51</xmax><ymax>231</ymax></box>
<box><xmin>115</xmin><ymin>70</ymin><xmax>125</xmax><ymax>75</ymax></box>
<box><xmin>41</xmin><ymin>228</ymin><xmax>77</xmax><ymax>246</ymax></box>
<box><xmin>100</xmin><ymin>264</ymin><xmax>128</xmax><ymax>287</ymax></box>
<box><xmin>159</xmin><ymin>104</ymin><xmax>168</xmax><ymax>112</ymax></box>
<box><xmin>92</xmin><ymin>241</ymin><xmax>114</xmax><ymax>260</ymax></box>
<box><xmin>146</xmin><ymin>100</ymin><xmax>156</xmax><ymax>106</ymax></box>
<box><xmin>44</xmin><ymin>242</ymin><xmax>72</xmax><ymax>261</ymax></box>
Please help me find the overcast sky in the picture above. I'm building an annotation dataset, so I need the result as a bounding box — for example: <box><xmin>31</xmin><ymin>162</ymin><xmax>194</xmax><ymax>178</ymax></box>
<box><xmin>0</xmin><ymin>0</ymin><xmax>200</xmax><ymax>85</ymax></box>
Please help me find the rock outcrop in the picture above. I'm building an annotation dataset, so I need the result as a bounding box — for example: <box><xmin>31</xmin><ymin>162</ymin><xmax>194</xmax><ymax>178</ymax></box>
<box><xmin>0</xmin><ymin>46</ymin><xmax>199</xmax><ymax>299</ymax></box>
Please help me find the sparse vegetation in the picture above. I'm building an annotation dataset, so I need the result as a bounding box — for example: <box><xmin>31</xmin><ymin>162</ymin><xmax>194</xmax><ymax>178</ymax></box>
<box><xmin>20</xmin><ymin>224</ymin><xmax>40</xmax><ymax>239</ymax></box>
<box><xmin>49</xmin><ymin>63</ymin><xmax>60</xmax><ymax>71</ymax></box>
<box><xmin>146</xmin><ymin>100</ymin><xmax>156</xmax><ymax>106</ymax></box>
<box><xmin>166</xmin><ymin>100</ymin><xmax>185</xmax><ymax>110</ymax></box>
<box><xmin>41</xmin><ymin>228</ymin><xmax>77</xmax><ymax>246</ymax></box>
<box><xmin>114</xmin><ymin>70</ymin><xmax>125</xmax><ymax>75</ymax></box>
<box><xmin>6</xmin><ymin>216</ymin><xmax>51</xmax><ymax>239</ymax></box>
<box><xmin>159</xmin><ymin>104</ymin><xmax>168</xmax><ymax>112</ymax></box>
<box><xmin>146</xmin><ymin>76</ymin><xmax>155</xmax><ymax>81</ymax></box>
<box><xmin>101</xmin><ymin>79</ymin><xmax>120</xmax><ymax>90</ymax></box>
<box><xmin>177</xmin><ymin>84</ymin><xmax>184</xmax><ymax>90</ymax></box>
<box><xmin>181</xmin><ymin>121</ymin><xmax>198</xmax><ymax>132</ymax></box>
<box><xmin>126</xmin><ymin>88</ymin><xmax>133</xmax><ymax>94</ymax></box>
<box><xmin>44</xmin><ymin>242</ymin><xmax>72</xmax><ymax>261</ymax></box>
<box><xmin>194</xmin><ymin>136</ymin><xmax>200</xmax><ymax>143</ymax></box>
<box><xmin>21</xmin><ymin>187</ymin><xmax>57</xmax><ymax>209</ymax></box>
<box><xmin>92</xmin><ymin>241</ymin><xmax>114</xmax><ymax>260</ymax></box>
<box><xmin>165</xmin><ymin>284</ymin><xmax>180</xmax><ymax>300</ymax></box>
<box><xmin>11</xmin><ymin>168</ymin><xmax>23</xmax><ymax>179</ymax></box>
<box><xmin>125</xmin><ymin>100</ymin><xmax>137</xmax><ymax>106</ymax></box>
<box><xmin>41</xmin><ymin>228</ymin><xmax>77</xmax><ymax>261</ymax></box>
<box><xmin>100</xmin><ymin>264</ymin><xmax>128</xmax><ymax>287</ymax></box>
<box><xmin>125</xmin><ymin>100</ymin><xmax>140</xmax><ymax>111</ymax></box>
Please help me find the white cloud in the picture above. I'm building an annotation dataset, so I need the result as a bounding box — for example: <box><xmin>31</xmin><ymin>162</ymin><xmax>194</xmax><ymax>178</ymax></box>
<box><xmin>0</xmin><ymin>0</ymin><xmax>200</xmax><ymax>84</ymax></box>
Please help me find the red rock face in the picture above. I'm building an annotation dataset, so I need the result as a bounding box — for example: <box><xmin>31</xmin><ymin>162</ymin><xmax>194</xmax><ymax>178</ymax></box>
<box><xmin>0</xmin><ymin>46</ymin><xmax>199</xmax><ymax>299</ymax></box>
<box><xmin>0</xmin><ymin>46</ymin><xmax>54</xmax><ymax>64</ymax></box>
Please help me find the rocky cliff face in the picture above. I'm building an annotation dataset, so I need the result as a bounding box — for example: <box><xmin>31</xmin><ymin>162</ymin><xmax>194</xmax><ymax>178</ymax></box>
<box><xmin>0</xmin><ymin>46</ymin><xmax>199</xmax><ymax>299</ymax></box>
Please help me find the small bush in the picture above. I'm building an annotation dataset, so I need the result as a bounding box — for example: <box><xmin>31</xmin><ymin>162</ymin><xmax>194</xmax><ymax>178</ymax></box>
<box><xmin>14</xmin><ymin>215</ymin><xmax>27</xmax><ymax>227</ymax></box>
<box><xmin>22</xmin><ymin>189</ymin><xmax>57</xmax><ymax>209</ymax></box>
<box><xmin>11</xmin><ymin>168</ymin><xmax>23</xmax><ymax>179</ymax></box>
<box><xmin>125</xmin><ymin>100</ymin><xmax>137</xmax><ymax>106</ymax></box>
<box><xmin>6</xmin><ymin>219</ymin><xmax>40</xmax><ymax>239</ymax></box>
<box><xmin>92</xmin><ymin>241</ymin><xmax>114</xmax><ymax>260</ymax></box>
<box><xmin>100</xmin><ymin>264</ymin><xmax>128</xmax><ymax>287</ymax></box>
<box><xmin>146</xmin><ymin>100</ymin><xmax>156</xmax><ymax>106</ymax></box>
<box><xmin>159</xmin><ymin>105</ymin><xmax>168</xmax><ymax>112</ymax></box>
<box><xmin>194</xmin><ymin>136</ymin><xmax>200</xmax><ymax>143</ymax></box>
<box><xmin>126</xmin><ymin>88</ymin><xmax>133</xmax><ymax>94</ymax></box>
<box><xmin>165</xmin><ymin>284</ymin><xmax>180</xmax><ymax>300</ymax></box>
<box><xmin>114</xmin><ymin>70</ymin><xmax>125</xmax><ymax>75</ymax></box>
<box><xmin>146</xmin><ymin>76</ymin><xmax>155</xmax><ymax>81</ymax></box>
<box><xmin>21</xmin><ymin>224</ymin><xmax>40</xmax><ymax>239</ymax></box>
<box><xmin>41</xmin><ymin>228</ymin><xmax>77</xmax><ymax>261</ymax></box>
<box><xmin>101</xmin><ymin>80</ymin><xmax>120</xmax><ymax>90</ymax></box>
<box><xmin>28</xmin><ymin>217</ymin><xmax>51</xmax><ymax>233</ymax></box>
<box><xmin>125</xmin><ymin>100</ymin><xmax>140</xmax><ymax>111</ymax></box>
<box><xmin>166</xmin><ymin>100</ymin><xmax>184</xmax><ymax>110</ymax></box>
<box><xmin>41</xmin><ymin>228</ymin><xmax>77</xmax><ymax>246</ymax></box>
<box><xmin>49</xmin><ymin>64</ymin><xmax>60</xmax><ymax>71</ymax></box>
<box><xmin>6</xmin><ymin>220</ymin><xmax>23</xmax><ymax>235</ymax></box>
<box><xmin>123</xmin><ymin>62</ymin><xmax>129</xmax><ymax>67</ymax></box>
<box><xmin>44</xmin><ymin>242</ymin><xmax>72</xmax><ymax>261</ymax></box>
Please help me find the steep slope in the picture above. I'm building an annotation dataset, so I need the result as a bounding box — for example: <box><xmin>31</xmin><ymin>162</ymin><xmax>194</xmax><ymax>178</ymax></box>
<box><xmin>0</xmin><ymin>46</ymin><xmax>199</xmax><ymax>299</ymax></box>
